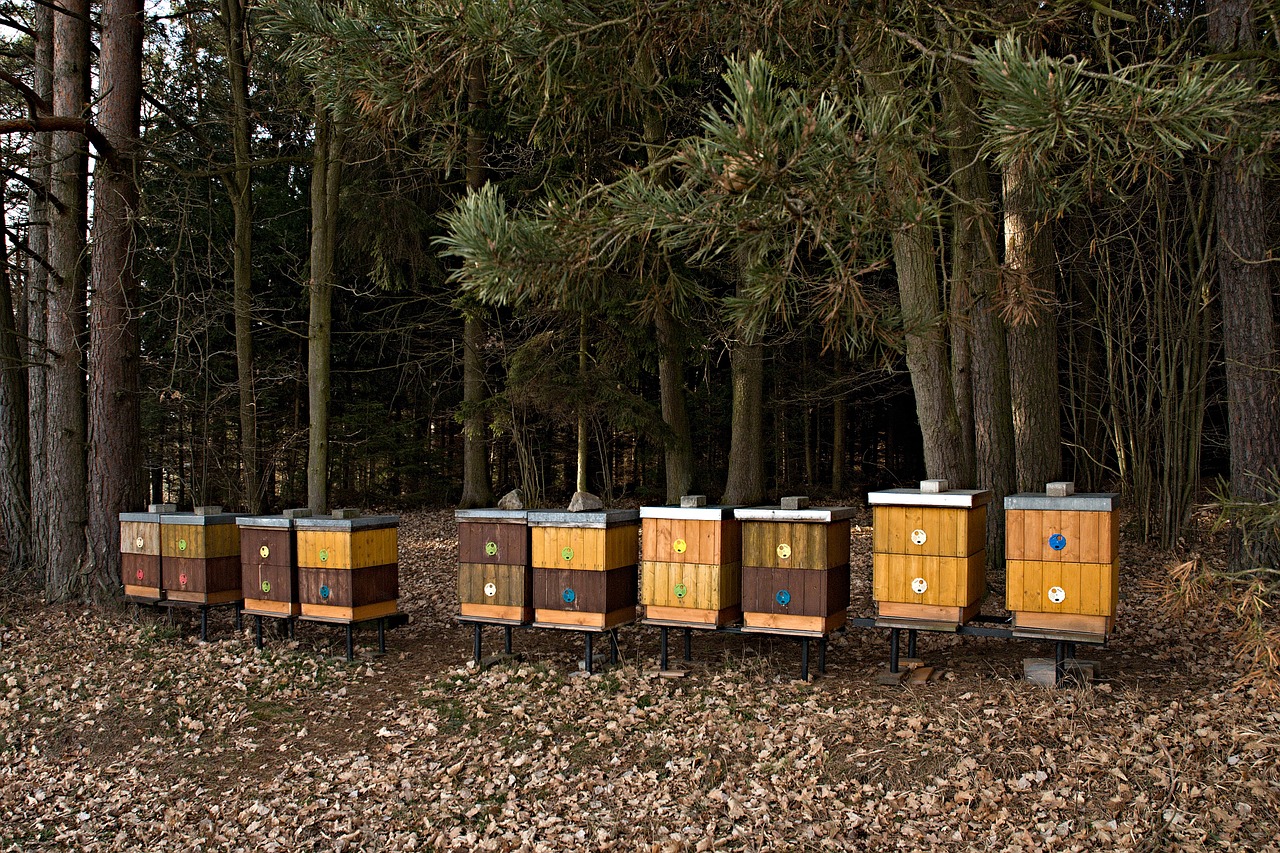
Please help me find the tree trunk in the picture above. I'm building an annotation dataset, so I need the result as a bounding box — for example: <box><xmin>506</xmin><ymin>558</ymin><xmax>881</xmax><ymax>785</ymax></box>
<box><xmin>1209</xmin><ymin>0</ymin><xmax>1280</xmax><ymax>570</ymax></box>
<box><xmin>459</xmin><ymin>58</ymin><xmax>494</xmax><ymax>508</ymax></box>
<box><xmin>831</xmin><ymin>349</ymin><xmax>846</xmax><ymax>494</ymax></box>
<box><xmin>87</xmin><ymin>0</ymin><xmax>145</xmax><ymax>601</ymax></box>
<box><xmin>221</xmin><ymin>0</ymin><xmax>259</xmax><ymax>513</ymax></box>
<box><xmin>307</xmin><ymin>108</ymin><xmax>342</xmax><ymax>515</ymax></box>
<box><xmin>44</xmin><ymin>0</ymin><xmax>91</xmax><ymax>601</ymax></box>
<box><xmin>722</xmin><ymin>323</ymin><xmax>765</xmax><ymax>505</ymax></box>
<box><xmin>576</xmin><ymin>313</ymin><xmax>589</xmax><ymax>494</ymax></box>
<box><xmin>0</xmin><ymin>201</ymin><xmax>31</xmax><ymax>577</ymax></box>
<box><xmin>1003</xmin><ymin>157</ymin><xmax>1062</xmax><ymax>492</ymax></box>
<box><xmin>866</xmin><ymin>65</ymin><xmax>970</xmax><ymax>487</ymax></box>
<box><xmin>655</xmin><ymin>301</ymin><xmax>693</xmax><ymax>502</ymax></box>
<box><xmin>946</xmin><ymin>58</ymin><xmax>1015</xmax><ymax>566</ymax></box>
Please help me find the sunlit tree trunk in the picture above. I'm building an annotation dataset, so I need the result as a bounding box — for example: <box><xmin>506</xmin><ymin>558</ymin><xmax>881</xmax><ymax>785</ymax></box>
<box><xmin>44</xmin><ymin>0</ymin><xmax>91</xmax><ymax>601</ymax></box>
<box><xmin>87</xmin><ymin>0</ymin><xmax>146</xmax><ymax>600</ymax></box>
<box><xmin>221</xmin><ymin>0</ymin><xmax>260</xmax><ymax>512</ymax></box>
<box><xmin>1208</xmin><ymin>0</ymin><xmax>1280</xmax><ymax>570</ymax></box>
<box><xmin>307</xmin><ymin>108</ymin><xmax>342</xmax><ymax>515</ymax></box>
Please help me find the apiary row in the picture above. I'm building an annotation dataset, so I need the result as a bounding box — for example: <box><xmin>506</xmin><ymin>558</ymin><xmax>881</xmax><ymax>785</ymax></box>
<box><xmin>120</xmin><ymin>505</ymin><xmax>400</xmax><ymax>625</ymax></box>
<box><xmin>457</xmin><ymin>481</ymin><xmax>1120</xmax><ymax>645</ymax></box>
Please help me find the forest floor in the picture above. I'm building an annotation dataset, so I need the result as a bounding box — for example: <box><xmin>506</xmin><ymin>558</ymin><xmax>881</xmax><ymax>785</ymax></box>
<box><xmin>1</xmin><ymin>508</ymin><xmax>1278</xmax><ymax>852</ymax></box>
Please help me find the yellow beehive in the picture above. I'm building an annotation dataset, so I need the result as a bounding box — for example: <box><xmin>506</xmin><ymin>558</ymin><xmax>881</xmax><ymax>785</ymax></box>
<box><xmin>734</xmin><ymin>501</ymin><xmax>854</xmax><ymax>637</ymax></box>
<box><xmin>160</xmin><ymin>507</ymin><xmax>244</xmax><ymax>605</ymax></box>
<box><xmin>528</xmin><ymin>509</ymin><xmax>639</xmax><ymax>630</ymax></box>
<box><xmin>1005</xmin><ymin>483</ymin><xmax>1119</xmax><ymax>640</ymax></box>
<box><xmin>120</xmin><ymin>503</ymin><xmax>175</xmax><ymax>600</ymax></box>
<box><xmin>296</xmin><ymin>513</ymin><xmax>400</xmax><ymax>623</ymax></box>
<box><xmin>640</xmin><ymin>500</ymin><xmax>742</xmax><ymax>628</ymax></box>
<box><xmin>869</xmin><ymin>481</ymin><xmax>991</xmax><ymax>626</ymax></box>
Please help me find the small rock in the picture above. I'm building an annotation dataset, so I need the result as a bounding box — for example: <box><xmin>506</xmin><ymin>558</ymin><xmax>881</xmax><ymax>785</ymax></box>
<box><xmin>497</xmin><ymin>489</ymin><xmax>525</xmax><ymax>510</ymax></box>
<box><xmin>568</xmin><ymin>491</ymin><xmax>604</xmax><ymax>512</ymax></box>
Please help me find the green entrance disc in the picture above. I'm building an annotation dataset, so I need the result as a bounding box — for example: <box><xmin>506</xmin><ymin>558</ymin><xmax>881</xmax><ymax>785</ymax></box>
<box><xmin>674</xmin><ymin>583</ymin><xmax>688</xmax><ymax>599</ymax></box>
<box><xmin>561</xmin><ymin>547</ymin><xmax>574</xmax><ymax>561</ymax></box>
<box><xmin>485</xmin><ymin>541</ymin><xmax>499</xmax><ymax>557</ymax></box>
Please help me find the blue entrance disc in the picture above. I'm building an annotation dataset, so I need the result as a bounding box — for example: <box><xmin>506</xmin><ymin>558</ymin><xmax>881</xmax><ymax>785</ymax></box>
<box><xmin>776</xmin><ymin>589</ymin><xmax>792</xmax><ymax>606</ymax></box>
<box><xmin>562</xmin><ymin>588</ymin><xmax>576</xmax><ymax>604</ymax></box>
<box><xmin>1049</xmin><ymin>533</ymin><xmax>1067</xmax><ymax>551</ymax></box>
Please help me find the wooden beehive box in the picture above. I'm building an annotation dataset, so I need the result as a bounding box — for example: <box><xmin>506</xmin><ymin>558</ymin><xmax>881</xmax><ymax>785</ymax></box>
<box><xmin>160</xmin><ymin>507</ymin><xmax>244</xmax><ymax>605</ymax></box>
<box><xmin>528</xmin><ymin>509</ymin><xmax>639</xmax><ymax>630</ymax></box>
<box><xmin>640</xmin><ymin>498</ymin><xmax>742</xmax><ymax>628</ymax></box>
<box><xmin>238</xmin><ymin>510</ymin><xmax>311</xmax><ymax>618</ymax></box>
<box><xmin>455</xmin><ymin>508</ymin><xmax>532</xmax><ymax>624</ymax></box>
<box><xmin>1005</xmin><ymin>483</ymin><xmax>1119</xmax><ymax>641</ymax></box>
<box><xmin>869</xmin><ymin>480</ymin><xmax>990</xmax><ymax>626</ymax></box>
<box><xmin>120</xmin><ymin>503</ymin><xmax>176</xmax><ymax>601</ymax></box>
<box><xmin>735</xmin><ymin>500</ymin><xmax>854</xmax><ymax>636</ymax></box>
<box><xmin>296</xmin><ymin>512</ymin><xmax>399</xmax><ymax>623</ymax></box>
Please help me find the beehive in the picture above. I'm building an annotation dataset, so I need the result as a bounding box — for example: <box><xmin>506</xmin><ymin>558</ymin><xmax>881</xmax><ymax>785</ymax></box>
<box><xmin>640</xmin><ymin>498</ymin><xmax>742</xmax><ymax>628</ymax></box>
<box><xmin>160</xmin><ymin>507</ymin><xmax>244</xmax><ymax>605</ymax></box>
<box><xmin>528</xmin><ymin>509</ymin><xmax>639</xmax><ymax>630</ymax></box>
<box><xmin>1005</xmin><ymin>483</ymin><xmax>1119</xmax><ymax>640</ymax></box>
<box><xmin>735</xmin><ymin>501</ymin><xmax>853</xmax><ymax>636</ymax></box>
<box><xmin>869</xmin><ymin>480</ymin><xmax>991</xmax><ymax>626</ymax></box>
<box><xmin>238</xmin><ymin>510</ymin><xmax>310</xmax><ymax>618</ymax></box>
<box><xmin>296</xmin><ymin>513</ymin><xmax>399</xmax><ymax>623</ymax></box>
<box><xmin>455</xmin><ymin>508</ymin><xmax>532</xmax><ymax>624</ymax></box>
<box><xmin>120</xmin><ymin>503</ymin><xmax>176</xmax><ymax>600</ymax></box>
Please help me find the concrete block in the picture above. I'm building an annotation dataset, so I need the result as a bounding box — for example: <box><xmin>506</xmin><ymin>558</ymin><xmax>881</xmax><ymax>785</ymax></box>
<box><xmin>920</xmin><ymin>480</ymin><xmax>948</xmax><ymax>494</ymax></box>
<box><xmin>680</xmin><ymin>495</ymin><xmax>708</xmax><ymax>508</ymax></box>
<box><xmin>780</xmin><ymin>496</ymin><xmax>811</xmax><ymax>510</ymax></box>
<box><xmin>1046</xmin><ymin>481</ymin><xmax>1076</xmax><ymax>497</ymax></box>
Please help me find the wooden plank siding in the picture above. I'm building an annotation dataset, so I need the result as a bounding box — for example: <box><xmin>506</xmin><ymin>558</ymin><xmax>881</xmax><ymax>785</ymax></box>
<box><xmin>640</xmin><ymin>518</ymin><xmax>742</xmax><ymax>566</ymax></box>
<box><xmin>872</xmin><ymin>552</ymin><xmax>986</xmax><ymax>608</ymax></box>
<box><xmin>296</xmin><ymin>527</ymin><xmax>398</xmax><ymax>570</ymax></box>
<box><xmin>740</xmin><ymin>520</ymin><xmax>850</xmax><ymax>570</ymax></box>
<box><xmin>1005</xmin><ymin>560</ymin><xmax>1117</xmax><ymax>616</ymax></box>
<box><xmin>871</xmin><ymin>505</ymin><xmax>986</xmax><ymax>558</ymax></box>
<box><xmin>640</xmin><ymin>561</ymin><xmax>741</xmax><ymax>611</ymax></box>
<box><xmin>530</xmin><ymin>525</ymin><xmax>639</xmax><ymax>572</ymax></box>
<box><xmin>161</xmin><ymin>523</ymin><xmax>240</xmax><ymax>560</ymax></box>
<box><xmin>1005</xmin><ymin>509</ymin><xmax>1117</xmax><ymax>564</ymax></box>
<box><xmin>457</xmin><ymin>520</ymin><xmax>530</xmax><ymax>565</ymax></box>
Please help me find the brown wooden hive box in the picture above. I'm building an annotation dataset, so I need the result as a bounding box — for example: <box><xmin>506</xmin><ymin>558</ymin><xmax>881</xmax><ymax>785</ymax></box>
<box><xmin>296</xmin><ymin>514</ymin><xmax>399</xmax><ymax>623</ymax></box>
<box><xmin>160</xmin><ymin>508</ymin><xmax>245</xmax><ymax>605</ymax></box>
<box><xmin>455</xmin><ymin>508</ymin><xmax>532</xmax><ymax>624</ymax></box>
<box><xmin>640</xmin><ymin>503</ymin><xmax>743</xmax><ymax>628</ymax></box>
<box><xmin>1004</xmin><ymin>485</ymin><xmax>1120</xmax><ymax>641</ymax></box>
<box><xmin>734</xmin><ymin>504</ymin><xmax>854</xmax><ymax>636</ymax></box>
<box><xmin>120</xmin><ymin>503</ymin><xmax>175</xmax><ymax>601</ymax></box>
<box><xmin>238</xmin><ymin>512</ymin><xmax>310</xmax><ymax>618</ymax></box>
<box><xmin>528</xmin><ymin>509</ymin><xmax>639</xmax><ymax>630</ymax></box>
<box><xmin>868</xmin><ymin>483</ymin><xmax>991</xmax><ymax>626</ymax></box>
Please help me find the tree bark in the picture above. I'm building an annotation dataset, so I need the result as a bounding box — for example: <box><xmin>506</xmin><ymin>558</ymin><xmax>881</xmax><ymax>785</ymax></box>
<box><xmin>722</xmin><ymin>314</ymin><xmax>765</xmax><ymax>505</ymax></box>
<box><xmin>44</xmin><ymin>0</ymin><xmax>91</xmax><ymax>601</ymax></box>
<box><xmin>0</xmin><ymin>200</ymin><xmax>31</xmax><ymax>577</ymax></box>
<box><xmin>1003</xmin><ymin>157</ymin><xmax>1062</xmax><ymax>492</ymax></box>
<box><xmin>87</xmin><ymin>0</ymin><xmax>145</xmax><ymax>601</ymax></box>
<box><xmin>1208</xmin><ymin>0</ymin><xmax>1280</xmax><ymax>570</ymax></box>
<box><xmin>307</xmin><ymin>108</ymin><xmax>342</xmax><ymax>515</ymax></box>
<box><xmin>947</xmin><ymin>58</ymin><xmax>1015</xmax><ymax>565</ymax></box>
<box><xmin>458</xmin><ymin>58</ymin><xmax>494</xmax><ymax>508</ymax></box>
<box><xmin>655</xmin><ymin>301</ymin><xmax>693</xmax><ymax>502</ymax></box>
<box><xmin>865</xmin><ymin>64</ymin><xmax>970</xmax><ymax>487</ymax></box>
<box><xmin>221</xmin><ymin>0</ymin><xmax>260</xmax><ymax>513</ymax></box>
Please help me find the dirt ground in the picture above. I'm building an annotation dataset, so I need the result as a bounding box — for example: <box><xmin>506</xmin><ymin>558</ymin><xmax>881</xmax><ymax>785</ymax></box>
<box><xmin>1</xmin><ymin>508</ymin><xmax>1277</xmax><ymax>851</ymax></box>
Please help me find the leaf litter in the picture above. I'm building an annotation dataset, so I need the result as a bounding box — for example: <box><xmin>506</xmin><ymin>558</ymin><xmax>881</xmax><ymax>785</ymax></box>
<box><xmin>0</xmin><ymin>508</ymin><xmax>1277</xmax><ymax>851</ymax></box>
